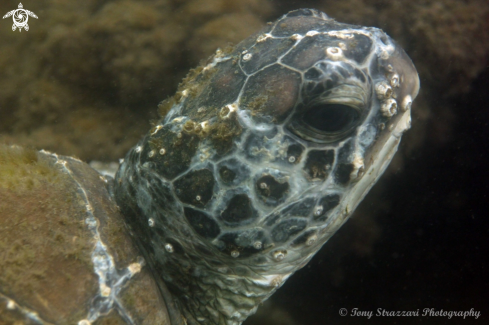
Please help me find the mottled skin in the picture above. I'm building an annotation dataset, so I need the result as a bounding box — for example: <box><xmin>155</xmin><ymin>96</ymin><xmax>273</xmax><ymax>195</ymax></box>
<box><xmin>115</xmin><ymin>8</ymin><xmax>419</xmax><ymax>325</ymax></box>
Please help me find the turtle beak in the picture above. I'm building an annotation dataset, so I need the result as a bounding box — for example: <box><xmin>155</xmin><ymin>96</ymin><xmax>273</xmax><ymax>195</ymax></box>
<box><xmin>342</xmin><ymin>38</ymin><xmax>420</xmax><ymax>218</ymax></box>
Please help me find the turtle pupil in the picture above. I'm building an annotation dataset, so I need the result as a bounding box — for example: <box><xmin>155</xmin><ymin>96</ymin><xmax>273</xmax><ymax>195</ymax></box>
<box><xmin>302</xmin><ymin>103</ymin><xmax>358</xmax><ymax>133</ymax></box>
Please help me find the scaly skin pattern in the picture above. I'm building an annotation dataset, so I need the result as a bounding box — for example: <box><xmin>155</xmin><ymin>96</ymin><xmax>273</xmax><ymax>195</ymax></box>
<box><xmin>114</xmin><ymin>9</ymin><xmax>419</xmax><ymax>325</ymax></box>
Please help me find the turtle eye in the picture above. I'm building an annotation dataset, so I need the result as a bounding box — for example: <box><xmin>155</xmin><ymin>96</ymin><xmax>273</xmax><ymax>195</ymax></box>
<box><xmin>288</xmin><ymin>101</ymin><xmax>362</xmax><ymax>143</ymax></box>
<box><xmin>302</xmin><ymin>103</ymin><xmax>359</xmax><ymax>133</ymax></box>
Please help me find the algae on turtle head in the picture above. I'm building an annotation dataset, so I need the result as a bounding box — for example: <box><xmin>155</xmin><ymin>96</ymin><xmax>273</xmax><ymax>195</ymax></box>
<box><xmin>0</xmin><ymin>8</ymin><xmax>419</xmax><ymax>325</ymax></box>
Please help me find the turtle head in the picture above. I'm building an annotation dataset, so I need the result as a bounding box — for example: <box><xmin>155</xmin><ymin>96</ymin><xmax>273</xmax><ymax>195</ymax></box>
<box><xmin>114</xmin><ymin>8</ymin><xmax>419</xmax><ymax>325</ymax></box>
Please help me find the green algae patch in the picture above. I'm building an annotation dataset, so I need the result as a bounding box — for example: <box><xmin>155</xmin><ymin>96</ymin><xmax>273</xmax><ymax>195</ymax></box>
<box><xmin>0</xmin><ymin>145</ymin><xmax>61</xmax><ymax>192</ymax></box>
<box><xmin>157</xmin><ymin>97</ymin><xmax>176</xmax><ymax>118</ymax></box>
<box><xmin>208</xmin><ymin>110</ymin><xmax>242</xmax><ymax>156</ymax></box>
<box><xmin>0</xmin><ymin>145</ymin><xmax>98</xmax><ymax>324</ymax></box>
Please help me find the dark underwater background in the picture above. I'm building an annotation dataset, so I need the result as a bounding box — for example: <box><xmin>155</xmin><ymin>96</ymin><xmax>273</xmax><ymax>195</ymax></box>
<box><xmin>0</xmin><ymin>0</ymin><xmax>487</xmax><ymax>324</ymax></box>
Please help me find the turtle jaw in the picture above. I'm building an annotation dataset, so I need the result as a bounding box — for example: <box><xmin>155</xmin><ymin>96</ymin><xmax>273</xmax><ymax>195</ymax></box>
<box><xmin>341</xmin><ymin>33</ymin><xmax>421</xmax><ymax>223</ymax></box>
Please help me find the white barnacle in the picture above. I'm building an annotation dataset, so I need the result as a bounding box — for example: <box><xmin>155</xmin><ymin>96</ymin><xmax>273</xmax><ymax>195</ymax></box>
<box><xmin>227</xmin><ymin>103</ymin><xmax>238</xmax><ymax>113</ymax></box>
<box><xmin>243</xmin><ymin>53</ymin><xmax>252</xmax><ymax>61</ymax></box>
<box><xmin>290</xmin><ymin>33</ymin><xmax>303</xmax><ymax>41</ymax></box>
<box><xmin>56</xmin><ymin>159</ymin><xmax>67</xmax><ymax>167</ymax></box>
<box><xmin>135</xmin><ymin>146</ymin><xmax>142</xmax><ymax>153</ymax></box>
<box><xmin>390</xmin><ymin>74</ymin><xmax>400</xmax><ymax>88</ymax></box>
<box><xmin>200</xmin><ymin>121</ymin><xmax>210</xmax><ymax>133</ymax></box>
<box><xmin>380</xmin><ymin>49</ymin><xmax>390</xmax><ymax>60</ymax></box>
<box><xmin>273</xmin><ymin>250</ymin><xmax>287</xmax><ymax>261</ymax></box>
<box><xmin>314</xmin><ymin>205</ymin><xmax>324</xmax><ymax>216</ymax></box>
<box><xmin>406</xmin><ymin>115</ymin><xmax>412</xmax><ymax>130</ymax></box>
<box><xmin>288</xmin><ymin>156</ymin><xmax>296</xmax><ymax>163</ymax></box>
<box><xmin>159</xmin><ymin>148</ymin><xmax>166</xmax><ymax>155</ymax></box>
<box><xmin>306</xmin><ymin>235</ymin><xmax>317</xmax><ymax>246</ymax></box>
<box><xmin>196</xmin><ymin>195</ymin><xmax>201</xmax><ymax>201</ymax></box>
<box><xmin>128</xmin><ymin>262</ymin><xmax>142</xmax><ymax>274</ymax></box>
<box><xmin>148</xmin><ymin>218</ymin><xmax>155</xmax><ymax>227</ymax></box>
<box><xmin>253</xmin><ymin>241</ymin><xmax>263</xmax><ymax>249</ymax></box>
<box><xmin>202</xmin><ymin>62</ymin><xmax>214</xmax><ymax>72</ymax></box>
<box><xmin>375</xmin><ymin>81</ymin><xmax>393</xmax><ymax>99</ymax></box>
<box><xmin>86</xmin><ymin>218</ymin><xmax>97</xmax><ymax>228</ymax></box>
<box><xmin>327</xmin><ymin>31</ymin><xmax>354</xmax><ymax>39</ymax></box>
<box><xmin>78</xmin><ymin>320</ymin><xmax>91</xmax><ymax>325</ymax></box>
<box><xmin>100</xmin><ymin>283</ymin><xmax>111</xmax><ymax>297</ymax></box>
<box><xmin>165</xmin><ymin>243</ymin><xmax>174</xmax><ymax>253</ymax></box>
<box><xmin>257</xmin><ymin>33</ymin><xmax>271</xmax><ymax>42</ymax></box>
<box><xmin>350</xmin><ymin>155</ymin><xmax>365</xmax><ymax>181</ymax></box>
<box><xmin>260</xmin><ymin>182</ymin><xmax>268</xmax><ymax>189</ymax></box>
<box><xmin>214</xmin><ymin>48</ymin><xmax>224</xmax><ymax>59</ymax></box>
<box><xmin>177</xmin><ymin>132</ymin><xmax>182</xmax><ymax>139</ymax></box>
<box><xmin>305</xmin><ymin>30</ymin><xmax>319</xmax><ymax>37</ymax></box>
<box><xmin>219</xmin><ymin>106</ymin><xmax>230</xmax><ymax>118</ymax></box>
<box><xmin>151</xmin><ymin>125</ymin><xmax>163</xmax><ymax>135</ymax></box>
<box><xmin>338</xmin><ymin>42</ymin><xmax>347</xmax><ymax>50</ymax></box>
<box><xmin>381</xmin><ymin>98</ymin><xmax>398</xmax><ymax>117</ymax></box>
<box><xmin>220</xmin><ymin>103</ymin><xmax>237</xmax><ymax>119</ymax></box>
<box><xmin>6</xmin><ymin>300</ymin><xmax>15</xmax><ymax>310</ymax></box>
<box><xmin>148</xmin><ymin>150</ymin><xmax>155</xmax><ymax>158</ymax></box>
<box><xmin>231</xmin><ymin>250</ymin><xmax>240</xmax><ymax>258</ymax></box>
<box><xmin>326</xmin><ymin>47</ymin><xmax>344</xmax><ymax>60</ymax></box>
<box><xmin>401</xmin><ymin>95</ymin><xmax>413</xmax><ymax>112</ymax></box>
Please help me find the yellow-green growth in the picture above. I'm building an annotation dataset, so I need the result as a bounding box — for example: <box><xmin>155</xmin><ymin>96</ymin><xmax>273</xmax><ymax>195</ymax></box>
<box><xmin>0</xmin><ymin>145</ymin><xmax>62</xmax><ymax>192</ymax></box>
<box><xmin>0</xmin><ymin>145</ymin><xmax>98</xmax><ymax>323</ymax></box>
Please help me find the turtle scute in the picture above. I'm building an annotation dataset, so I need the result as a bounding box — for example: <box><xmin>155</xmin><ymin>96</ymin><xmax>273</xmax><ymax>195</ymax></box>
<box><xmin>0</xmin><ymin>145</ymin><xmax>172</xmax><ymax>325</ymax></box>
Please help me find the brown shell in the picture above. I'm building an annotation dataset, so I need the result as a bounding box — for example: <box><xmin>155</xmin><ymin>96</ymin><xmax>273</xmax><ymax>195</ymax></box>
<box><xmin>0</xmin><ymin>145</ymin><xmax>174</xmax><ymax>325</ymax></box>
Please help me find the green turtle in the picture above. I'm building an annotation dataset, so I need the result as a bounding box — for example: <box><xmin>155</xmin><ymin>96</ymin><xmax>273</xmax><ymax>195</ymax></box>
<box><xmin>0</xmin><ymin>9</ymin><xmax>419</xmax><ymax>325</ymax></box>
<box><xmin>2</xmin><ymin>2</ymin><xmax>38</xmax><ymax>32</ymax></box>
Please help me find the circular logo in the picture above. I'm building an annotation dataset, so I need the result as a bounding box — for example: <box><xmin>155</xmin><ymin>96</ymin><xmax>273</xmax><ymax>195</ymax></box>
<box><xmin>13</xmin><ymin>10</ymin><xmax>28</xmax><ymax>28</ymax></box>
<box><xmin>2</xmin><ymin>3</ymin><xmax>38</xmax><ymax>32</ymax></box>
